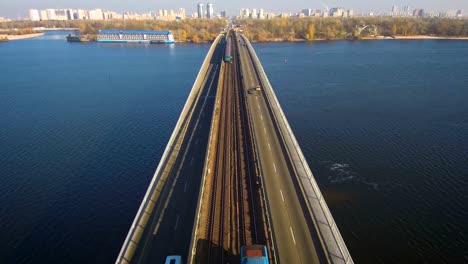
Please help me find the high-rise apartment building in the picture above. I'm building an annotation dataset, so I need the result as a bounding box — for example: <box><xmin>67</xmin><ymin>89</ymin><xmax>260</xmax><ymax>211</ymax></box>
<box><xmin>88</xmin><ymin>9</ymin><xmax>103</xmax><ymax>20</ymax></box>
<box><xmin>207</xmin><ymin>3</ymin><xmax>214</xmax><ymax>18</ymax></box>
<box><xmin>46</xmin><ymin>9</ymin><xmax>56</xmax><ymax>20</ymax></box>
<box><xmin>39</xmin><ymin>10</ymin><xmax>48</xmax><ymax>20</ymax></box>
<box><xmin>197</xmin><ymin>3</ymin><xmax>204</xmax><ymax>18</ymax></box>
<box><xmin>66</xmin><ymin>9</ymin><xmax>74</xmax><ymax>20</ymax></box>
<box><xmin>29</xmin><ymin>9</ymin><xmax>40</xmax><ymax>21</ymax></box>
<box><xmin>302</xmin><ymin>9</ymin><xmax>312</xmax><ymax>16</ymax></box>
<box><xmin>251</xmin><ymin>9</ymin><xmax>258</xmax><ymax>18</ymax></box>
<box><xmin>259</xmin><ymin>9</ymin><xmax>265</xmax><ymax>19</ymax></box>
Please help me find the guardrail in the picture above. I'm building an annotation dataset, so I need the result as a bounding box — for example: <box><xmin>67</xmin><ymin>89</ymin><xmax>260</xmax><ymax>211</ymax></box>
<box><xmin>241</xmin><ymin>34</ymin><xmax>353</xmax><ymax>264</ymax></box>
<box><xmin>116</xmin><ymin>34</ymin><xmax>223</xmax><ymax>264</ymax></box>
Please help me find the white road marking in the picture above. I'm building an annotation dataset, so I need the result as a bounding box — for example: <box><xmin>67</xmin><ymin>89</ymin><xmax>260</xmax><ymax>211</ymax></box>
<box><xmin>258</xmin><ymin>104</ymin><xmax>260</xmax><ymax>109</ymax></box>
<box><xmin>290</xmin><ymin>226</ymin><xmax>297</xmax><ymax>245</ymax></box>
<box><xmin>256</xmin><ymin>97</ymin><xmax>258</xmax><ymax>101</ymax></box>
<box><xmin>190</xmin><ymin>157</ymin><xmax>194</xmax><ymax>165</ymax></box>
<box><xmin>260</xmin><ymin>114</ymin><xmax>263</xmax><ymax>120</ymax></box>
<box><xmin>174</xmin><ymin>215</ymin><xmax>180</xmax><ymax>230</ymax></box>
<box><xmin>264</xmin><ymin>127</ymin><xmax>266</xmax><ymax>134</ymax></box>
<box><xmin>280</xmin><ymin>189</ymin><xmax>284</xmax><ymax>202</ymax></box>
<box><xmin>273</xmin><ymin>163</ymin><xmax>277</xmax><ymax>173</ymax></box>
<box><xmin>184</xmin><ymin>181</ymin><xmax>188</xmax><ymax>192</ymax></box>
<box><xmin>268</xmin><ymin>143</ymin><xmax>271</xmax><ymax>151</ymax></box>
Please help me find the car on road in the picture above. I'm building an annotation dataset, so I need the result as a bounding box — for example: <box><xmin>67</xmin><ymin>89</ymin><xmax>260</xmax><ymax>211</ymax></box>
<box><xmin>248</xmin><ymin>88</ymin><xmax>256</xmax><ymax>94</ymax></box>
<box><xmin>255</xmin><ymin>85</ymin><xmax>261</xmax><ymax>91</ymax></box>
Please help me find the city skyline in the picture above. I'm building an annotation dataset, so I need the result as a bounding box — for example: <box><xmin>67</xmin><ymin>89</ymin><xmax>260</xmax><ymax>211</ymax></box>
<box><xmin>1</xmin><ymin>0</ymin><xmax>467</xmax><ymax>19</ymax></box>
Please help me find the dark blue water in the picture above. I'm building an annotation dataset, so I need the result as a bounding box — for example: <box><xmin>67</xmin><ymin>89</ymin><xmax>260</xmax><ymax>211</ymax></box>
<box><xmin>255</xmin><ymin>40</ymin><xmax>468</xmax><ymax>263</ymax></box>
<box><xmin>1</xmin><ymin>32</ymin><xmax>467</xmax><ymax>263</ymax></box>
<box><xmin>0</xmin><ymin>31</ymin><xmax>210</xmax><ymax>263</ymax></box>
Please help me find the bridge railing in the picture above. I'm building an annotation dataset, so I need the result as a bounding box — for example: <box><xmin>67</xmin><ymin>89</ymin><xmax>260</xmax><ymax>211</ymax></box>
<box><xmin>241</xmin><ymin>34</ymin><xmax>353</xmax><ymax>264</ymax></box>
<box><xmin>115</xmin><ymin>34</ymin><xmax>223</xmax><ymax>264</ymax></box>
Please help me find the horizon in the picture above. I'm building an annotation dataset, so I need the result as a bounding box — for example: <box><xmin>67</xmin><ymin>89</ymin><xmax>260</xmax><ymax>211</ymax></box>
<box><xmin>0</xmin><ymin>0</ymin><xmax>467</xmax><ymax>19</ymax></box>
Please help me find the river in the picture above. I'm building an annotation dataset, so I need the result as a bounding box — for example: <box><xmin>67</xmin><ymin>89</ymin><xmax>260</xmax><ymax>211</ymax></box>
<box><xmin>0</xmin><ymin>31</ymin><xmax>467</xmax><ymax>263</ymax></box>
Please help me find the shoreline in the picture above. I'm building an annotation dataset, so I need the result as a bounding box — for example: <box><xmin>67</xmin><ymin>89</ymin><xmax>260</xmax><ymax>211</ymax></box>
<box><xmin>0</xmin><ymin>32</ymin><xmax>44</xmax><ymax>41</ymax></box>
<box><xmin>250</xmin><ymin>35</ymin><xmax>468</xmax><ymax>43</ymax></box>
<box><xmin>362</xmin><ymin>35</ymin><xmax>468</xmax><ymax>40</ymax></box>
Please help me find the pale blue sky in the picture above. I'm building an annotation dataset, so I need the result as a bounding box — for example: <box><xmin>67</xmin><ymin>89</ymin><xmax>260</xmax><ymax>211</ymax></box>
<box><xmin>1</xmin><ymin>0</ymin><xmax>466</xmax><ymax>18</ymax></box>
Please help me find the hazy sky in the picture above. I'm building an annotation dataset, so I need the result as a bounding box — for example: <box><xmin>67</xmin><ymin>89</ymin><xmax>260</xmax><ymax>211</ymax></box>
<box><xmin>1</xmin><ymin>0</ymin><xmax>467</xmax><ymax>18</ymax></box>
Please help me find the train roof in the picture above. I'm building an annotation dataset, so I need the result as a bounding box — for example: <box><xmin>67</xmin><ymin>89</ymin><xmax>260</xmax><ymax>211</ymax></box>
<box><xmin>241</xmin><ymin>245</ymin><xmax>269</xmax><ymax>264</ymax></box>
<box><xmin>242</xmin><ymin>259</ymin><xmax>268</xmax><ymax>264</ymax></box>
<box><xmin>98</xmin><ymin>30</ymin><xmax>172</xmax><ymax>35</ymax></box>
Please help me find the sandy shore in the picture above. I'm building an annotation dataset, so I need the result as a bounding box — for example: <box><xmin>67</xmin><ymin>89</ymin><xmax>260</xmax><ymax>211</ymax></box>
<box><xmin>363</xmin><ymin>35</ymin><xmax>468</xmax><ymax>40</ymax></box>
<box><xmin>0</xmin><ymin>32</ymin><xmax>44</xmax><ymax>40</ymax></box>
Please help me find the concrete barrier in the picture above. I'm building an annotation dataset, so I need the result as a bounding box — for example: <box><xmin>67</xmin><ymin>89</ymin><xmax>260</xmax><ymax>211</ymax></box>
<box><xmin>116</xmin><ymin>34</ymin><xmax>223</xmax><ymax>264</ymax></box>
<box><xmin>241</xmin><ymin>34</ymin><xmax>353</xmax><ymax>264</ymax></box>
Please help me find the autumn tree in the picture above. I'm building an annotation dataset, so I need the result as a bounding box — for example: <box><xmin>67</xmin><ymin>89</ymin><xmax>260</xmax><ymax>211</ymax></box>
<box><xmin>391</xmin><ymin>24</ymin><xmax>397</xmax><ymax>35</ymax></box>
<box><xmin>307</xmin><ymin>24</ymin><xmax>315</xmax><ymax>40</ymax></box>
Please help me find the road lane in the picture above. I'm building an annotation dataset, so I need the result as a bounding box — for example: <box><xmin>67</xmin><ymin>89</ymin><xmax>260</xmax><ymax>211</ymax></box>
<box><xmin>128</xmin><ymin>41</ymin><xmax>224</xmax><ymax>264</ymax></box>
<box><xmin>237</xmin><ymin>34</ymin><xmax>325</xmax><ymax>264</ymax></box>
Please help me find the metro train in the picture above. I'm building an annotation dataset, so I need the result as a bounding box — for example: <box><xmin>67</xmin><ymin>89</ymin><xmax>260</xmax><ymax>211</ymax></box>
<box><xmin>224</xmin><ymin>32</ymin><xmax>232</xmax><ymax>63</ymax></box>
<box><xmin>240</xmin><ymin>245</ymin><xmax>269</xmax><ymax>264</ymax></box>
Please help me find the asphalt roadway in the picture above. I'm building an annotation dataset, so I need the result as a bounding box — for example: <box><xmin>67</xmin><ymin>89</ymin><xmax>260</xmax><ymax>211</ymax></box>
<box><xmin>130</xmin><ymin>40</ymin><xmax>224</xmax><ymax>264</ymax></box>
<box><xmin>237</xmin><ymin>34</ymin><xmax>326</xmax><ymax>264</ymax></box>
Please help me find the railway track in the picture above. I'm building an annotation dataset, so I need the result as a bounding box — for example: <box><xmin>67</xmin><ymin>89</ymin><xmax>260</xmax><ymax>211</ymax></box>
<box><xmin>194</xmin><ymin>33</ymin><xmax>272</xmax><ymax>264</ymax></box>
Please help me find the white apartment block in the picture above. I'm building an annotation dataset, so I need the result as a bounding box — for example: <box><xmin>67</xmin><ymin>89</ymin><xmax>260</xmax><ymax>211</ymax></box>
<box><xmin>29</xmin><ymin>9</ymin><xmax>40</xmax><ymax>21</ymax></box>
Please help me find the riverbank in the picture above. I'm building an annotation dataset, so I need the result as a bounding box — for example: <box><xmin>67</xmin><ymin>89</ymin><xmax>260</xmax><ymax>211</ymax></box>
<box><xmin>0</xmin><ymin>32</ymin><xmax>44</xmax><ymax>40</ymax></box>
<box><xmin>249</xmin><ymin>35</ymin><xmax>468</xmax><ymax>43</ymax></box>
<box><xmin>362</xmin><ymin>35</ymin><xmax>468</xmax><ymax>40</ymax></box>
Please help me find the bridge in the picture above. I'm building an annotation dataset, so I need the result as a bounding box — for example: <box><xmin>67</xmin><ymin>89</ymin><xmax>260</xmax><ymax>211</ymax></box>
<box><xmin>115</xmin><ymin>31</ymin><xmax>353</xmax><ymax>264</ymax></box>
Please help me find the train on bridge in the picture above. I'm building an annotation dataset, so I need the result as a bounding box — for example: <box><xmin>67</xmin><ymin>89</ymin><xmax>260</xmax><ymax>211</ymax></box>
<box><xmin>241</xmin><ymin>245</ymin><xmax>269</xmax><ymax>264</ymax></box>
<box><xmin>224</xmin><ymin>32</ymin><xmax>232</xmax><ymax>63</ymax></box>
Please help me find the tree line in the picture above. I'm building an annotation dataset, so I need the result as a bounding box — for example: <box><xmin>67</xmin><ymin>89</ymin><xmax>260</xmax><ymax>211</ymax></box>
<box><xmin>235</xmin><ymin>17</ymin><xmax>468</xmax><ymax>41</ymax></box>
<box><xmin>1</xmin><ymin>17</ymin><xmax>467</xmax><ymax>42</ymax></box>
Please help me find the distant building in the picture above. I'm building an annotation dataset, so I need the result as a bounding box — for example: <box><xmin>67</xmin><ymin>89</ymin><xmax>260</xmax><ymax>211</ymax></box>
<box><xmin>88</xmin><ymin>9</ymin><xmax>103</xmax><ymax>20</ymax></box>
<box><xmin>39</xmin><ymin>10</ymin><xmax>48</xmax><ymax>20</ymax></box>
<box><xmin>329</xmin><ymin>7</ymin><xmax>344</xmax><ymax>17</ymax></box>
<box><xmin>259</xmin><ymin>9</ymin><xmax>265</xmax><ymax>19</ymax></box>
<box><xmin>220</xmin><ymin>10</ymin><xmax>226</xmax><ymax>18</ymax></box>
<box><xmin>302</xmin><ymin>9</ymin><xmax>312</xmax><ymax>16</ymax></box>
<box><xmin>413</xmin><ymin>9</ymin><xmax>424</xmax><ymax>17</ymax></box>
<box><xmin>197</xmin><ymin>3</ymin><xmax>204</xmax><ymax>18</ymax></box>
<box><xmin>29</xmin><ymin>9</ymin><xmax>40</xmax><ymax>21</ymax></box>
<box><xmin>178</xmin><ymin>8</ymin><xmax>186</xmax><ymax>19</ymax></box>
<box><xmin>54</xmin><ymin>9</ymin><xmax>68</xmax><ymax>20</ymax></box>
<box><xmin>46</xmin><ymin>9</ymin><xmax>56</xmax><ymax>20</ymax></box>
<box><xmin>66</xmin><ymin>9</ymin><xmax>74</xmax><ymax>20</ymax></box>
<box><xmin>251</xmin><ymin>8</ymin><xmax>258</xmax><ymax>18</ymax></box>
<box><xmin>456</xmin><ymin>9</ymin><xmax>463</xmax><ymax>17</ymax></box>
<box><xmin>240</xmin><ymin>8</ymin><xmax>250</xmax><ymax>18</ymax></box>
<box><xmin>76</xmin><ymin>9</ymin><xmax>88</xmax><ymax>20</ymax></box>
<box><xmin>392</xmin><ymin>5</ymin><xmax>398</xmax><ymax>13</ymax></box>
<box><xmin>207</xmin><ymin>3</ymin><xmax>214</xmax><ymax>18</ymax></box>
